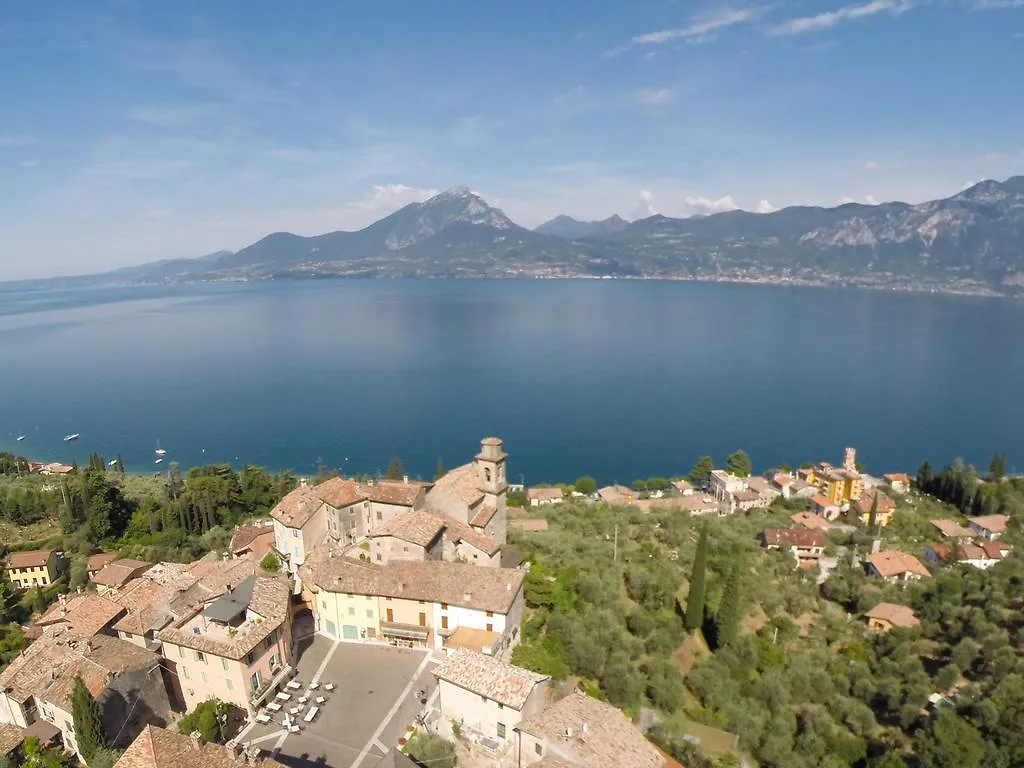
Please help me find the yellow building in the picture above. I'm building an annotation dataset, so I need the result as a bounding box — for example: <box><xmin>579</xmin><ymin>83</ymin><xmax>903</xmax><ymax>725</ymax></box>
<box><xmin>5</xmin><ymin>550</ymin><xmax>63</xmax><ymax>589</ymax></box>
<box><xmin>813</xmin><ymin>447</ymin><xmax>863</xmax><ymax>505</ymax></box>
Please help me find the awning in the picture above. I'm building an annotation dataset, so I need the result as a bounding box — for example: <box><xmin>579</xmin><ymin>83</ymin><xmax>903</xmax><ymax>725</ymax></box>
<box><xmin>381</xmin><ymin>622</ymin><xmax>429</xmax><ymax>640</ymax></box>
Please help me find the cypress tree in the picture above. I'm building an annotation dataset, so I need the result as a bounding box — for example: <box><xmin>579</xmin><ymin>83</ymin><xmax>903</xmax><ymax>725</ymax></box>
<box><xmin>867</xmin><ymin>492</ymin><xmax>879</xmax><ymax>530</ymax></box>
<box><xmin>386</xmin><ymin>457</ymin><xmax>404</xmax><ymax>481</ymax></box>
<box><xmin>435</xmin><ymin>456</ymin><xmax>445</xmax><ymax>481</ymax></box>
<box><xmin>716</xmin><ymin>563</ymin><xmax>742</xmax><ymax>648</ymax></box>
<box><xmin>686</xmin><ymin>528</ymin><xmax>709</xmax><ymax>632</ymax></box>
<box><xmin>71</xmin><ymin>675</ymin><xmax>106</xmax><ymax>762</ymax></box>
<box><xmin>32</xmin><ymin>586</ymin><xmax>46</xmax><ymax>615</ymax></box>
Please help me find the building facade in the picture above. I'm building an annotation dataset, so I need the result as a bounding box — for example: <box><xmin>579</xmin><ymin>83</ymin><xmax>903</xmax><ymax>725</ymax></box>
<box><xmin>5</xmin><ymin>550</ymin><xmax>64</xmax><ymax>589</ymax></box>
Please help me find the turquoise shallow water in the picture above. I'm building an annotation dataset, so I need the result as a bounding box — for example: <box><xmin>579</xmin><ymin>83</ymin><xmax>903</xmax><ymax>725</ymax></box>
<box><xmin>1</xmin><ymin>279</ymin><xmax>1022</xmax><ymax>483</ymax></box>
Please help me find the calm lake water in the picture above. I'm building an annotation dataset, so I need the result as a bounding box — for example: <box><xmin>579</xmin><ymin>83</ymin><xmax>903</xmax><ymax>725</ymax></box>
<box><xmin>1</xmin><ymin>280</ymin><xmax>1022</xmax><ymax>483</ymax></box>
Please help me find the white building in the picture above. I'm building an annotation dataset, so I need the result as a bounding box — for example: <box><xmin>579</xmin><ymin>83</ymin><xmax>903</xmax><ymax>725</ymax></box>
<box><xmin>432</xmin><ymin>649</ymin><xmax>549</xmax><ymax>748</ymax></box>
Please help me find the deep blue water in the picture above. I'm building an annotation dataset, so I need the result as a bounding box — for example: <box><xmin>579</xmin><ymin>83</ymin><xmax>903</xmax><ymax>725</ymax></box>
<box><xmin>1</xmin><ymin>280</ymin><xmax>1022</xmax><ymax>483</ymax></box>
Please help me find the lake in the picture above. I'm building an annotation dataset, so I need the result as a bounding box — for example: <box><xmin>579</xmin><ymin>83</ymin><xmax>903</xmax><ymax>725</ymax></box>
<box><xmin>1</xmin><ymin>279</ymin><xmax>1022</xmax><ymax>483</ymax></box>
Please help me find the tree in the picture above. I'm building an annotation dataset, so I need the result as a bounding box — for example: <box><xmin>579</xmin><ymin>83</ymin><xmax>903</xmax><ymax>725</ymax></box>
<box><xmin>574</xmin><ymin>476</ymin><xmax>596</xmax><ymax>495</ymax></box>
<box><xmin>177</xmin><ymin>699</ymin><xmax>232</xmax><ymax>744</ymax></box>
<box><xmin>404</xmin><ymin>732</ymin><xmax>455</xmax><ymax>768</ymax></box>
<box><xmin>19</xmin><ymin>737</ymin><xmax>69</xmax><ymax>768</ymax></box>
<box><xmin>989</xmin><ymin>452</ymin><xmax>1005</xmax><ymax>483</ymax></box>
<box><xmin>87</xmin><ymin>748</ymin><xmax>123</xmax><ymax>768</ymax></box>
<box><xmin>916</xmin><ymin>460</ymin><xmax>932</xmax><ymax>490</ymax></box>
<box><xmin>915</xmin><ymin>709</ymin><xmax>985</xmax><ymax>768</ymax></box>
<box><xmin>71</xmin><ymin>675</ymin><xmax>106</xmax><ymax>761</ymax></box>
<box><xmin>385</xmin><ymin>457</ymin><xmax>404</xmax><ymax>481</ymax></box>
<box><xmin>689</xmin><ymin>456</ymin><xmax>714</xmax><ymax>488</ymax></box>
<box><xmin>867</xmin><ymin>492</ymin><xmax>879</xmax><ymax>530</ymax></box>
<box><xmin>32</xmin><ymin>586</ymin><xmax>46</xmax><ymax>615</ymax></box>
<box><xmin>434</xmin><ymin>456</ymin><xmax>444</xmax><ymax>481</ymax></box>
<box><xmin>716</xmin><ymin>563</ymin><xmax>742</xmax><ymax>648</ymax></box>
<box><xmin>686</xmin><ymin>527</ymin><xmax>709</xmax><ymax>632</ymax></box>
<box><xmin>259</xmin><ymin>552</ymin><xmax>279</xmax><ymax>572</ymax></box>
<box><xmin>724</xmin><ymin>450</ymin><xmax>752</xmax><ymax>477</ymax></box>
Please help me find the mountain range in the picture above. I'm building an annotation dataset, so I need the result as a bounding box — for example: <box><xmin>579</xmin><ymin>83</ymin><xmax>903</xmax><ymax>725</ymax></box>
<box><xmin>38</xmin><ymin>177</ymin><xmax>1024</xmax><ymax>295</ymax></box>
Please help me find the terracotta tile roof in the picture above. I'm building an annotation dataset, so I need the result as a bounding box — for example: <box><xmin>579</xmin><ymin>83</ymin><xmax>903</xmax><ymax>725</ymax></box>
<box><xmin>442</xmin><ymin>513</ymin><xmax>502</xmax><ymax>555</ymax></box>
<box><xmin>732</xmin><ymin>489</ymin><xmax>760</xmax><ymax>503</ymax></box>
<box><xmin>865</xmin><ymin>602</ymin><xmax>919</xmax><ymax>628</ymax></box>
<box><xmin>0</xmin><ymin>723</ymin><xmax>26</xmax><ymax>756</ymax></box>
<box><xmin>370</xmin><ymin>509</ymin><xmax>446</xmax><ymax>547</ymax></box>
<box><xmin>810</xmin><ymin>495</ymin><xmax>835</xmax><ymax>508</ymax></box>
<box><xmin>969</xmin><ymin>514</ymin><xmax>1009</xmax><ymax>534</ymax></box>
<box><xmin>852</xmin><ymin>490</ymin><xmax>896</xmax><ymax>516</ymax></box>
<box><xmin>269</xmin><ymin>484</ymin><xmax>326</xmax><ymax>529</ymax></box>
<box><xmin>761</xmin><ymin>528</ymin><xmax>825</xmax><ymax>549</ymax></box>
<box><xmin>981</xmin><ymin>540</ymin><xmax>1011</xmax><ymax>559</ymax></box>
<box><xmin>302</xmin><ymin>547</ymin><xmax>524</xmax><ymax>614</ymax></box>
<box><xmin>510</xmin><ymin>519</ymin><xmax>550</xmax><ymax>532</ymax></box>
<box><xmin>167</xmin><ymin>559</ymin><xmax>257</xmax><ymax>618</ymax></box>
<box><xmin>91</xmin><ymin>559</ymin><xmax>152</xmax><ymax>589</ymax></box>
<box><xmin>790</xmin><ymin>512</ymin><xmax>828</xmax><ymax>530</ymax></box>
<box><xmin>444</xmin><ymin>626</ymin><xmax>500</xmax><ymax>653</ymax></box>
<box><xmin>110</xmin><ymin>563</ymin><xmax>199</xmax><ymax>636</ymax></box>
<box><xmin>229</xmin><ymin>522</ymin><xmax>275</xmax><ymax>553</ymax></box>
<box><xmin>926</xmin><ymin>544</ymin><xmax>952</xmax><ymax>562</ymax></box>
<box><xmin>35</xmin><ymin>593</ymin><xmax>125</xmax><ymax>639</ymax></box>
<box><xmin>867</xmin><ymin>551</ymin><xmax>931</xmax><ymax>579</ymax></box>
<box><xmin>87</xmin><ymin>552</ymin><xmax>119</xmax><ymax>572</ymax></box>
<box><xmin>431</xmin><ymin>463</ymin><xmax>484</xmax><ymax>506</ymax></box>
<box><xmin>114</xmin><ymin>725</ymin><xmax>285</xmax><ymax>768</ymax></box>
<box><xmin>930</xmin><ymin>519</ymin><xmax>973</xmax><ymax>538</ymax></box>
<box><xmin>0</xmin><ymin>631</ymin><xmax>157</xmax><ymax>710</ymax></box>
<box><xmin>434</xmin><ymin>649</ymin><xmax>548</xmax><ymax>709</ymax></box>
<box><xmin>957</xmin><ymin>543</ymin><xmax>987</xmax><ymax>561</ymax></box>
<box><xmin>470</xmin><ymin>505</ymin><xmax>498</xmax><ymax>527</ymax></box>
<box><xmin>528</xmin><ymin>488</ymin><xmax>563</xmax><ymax>502</ymax></box>
<box><xmin>6</xmin><ymin>549</ymin><xmax>54</xmax><ymax>569</ymax></box>
<box><xmin>358</xmin><ymin>480</ymin><xmax>425</xmax><ymax>507</ymax></box>
<box><xmin>158</xmin><ymin>574</ymin><xmax>290</xmax><ymax>660</ymax></box>
<box><xmin>746</xmin><ymin>477</ymin><xmax>772</xmax><ymax>494</ymax></box>
<box><xmin>883</xmin><ymin>473</ymin><xmax>911</xmax><ymax>484</ymax></box>
<box><xmin>313</xmin><ymin>477</ymin><xmax>364</xmax><ymax>509</ymax></box>
<box><xmin>517</xmin><ymin>691</ymin><xmax>663</xmax><ymax>768</ymax></box>
<box><xmin>672</xmin><ymin>479</ymin><xmax>694</xmax><ymax>492</ymax></box>
<box><xmin>773</xmin><ymin>474</ymin><xmax>793</xmax><ymax>487</ymax></box>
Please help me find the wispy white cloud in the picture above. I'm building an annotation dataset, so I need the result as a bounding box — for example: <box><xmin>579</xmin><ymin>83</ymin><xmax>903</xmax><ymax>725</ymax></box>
<box><xmin>632</xmin><ymin>188</ymin><xmax>658</xmax><ymax>218</ymax></box>
<box><xmin>607</xmin><ymin>7</ymin><xmax>762</xmax><ymax>55</ymax></box>
<box><xmin>865</xmin><ymin>160</ymin><xmax>883</xmax><ymax>170</ymax></box>
<box><xmin>971</xmin><ymin>0</ymin><xmax>1024</xmax><ymax>8</ymax></box>
<box><xmin>840</xmin><ymin>194</ymin><xmax>880</xmax><ymax>204</ymax></box>
<box><xmin>770</xmin><ymin>0</ymin><xmax>916</xmax><ymax>35</ymax></box>
<box><xmin>757</xmin><ymin>199</ymin><xmax>776</xmax><ymax>213</ymax></box>
<box><xmin>634</xmin><ymin>87</ymin><xmax>676</xmax><ymax>106</ymax></box>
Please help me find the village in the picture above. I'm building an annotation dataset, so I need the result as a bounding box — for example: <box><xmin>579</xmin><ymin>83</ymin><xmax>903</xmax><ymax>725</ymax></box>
<box><xmin>0</xmin><ymin>440</ymin><xmax>1017</xmax><ymax>768</ymax></box>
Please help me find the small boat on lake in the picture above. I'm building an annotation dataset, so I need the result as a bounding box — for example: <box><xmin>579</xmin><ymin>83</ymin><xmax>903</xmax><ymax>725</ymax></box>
<box><xmin>64</xmin><ymin>433</ymin><xmax>80</xmax><ymax>442</ymax></box>
<box><xmin>155</xmin><ymin>439</ymin><xmax>167</xmax><ymax>457</ymax></box>
<box><xmin>16</xmin><ymin>435</ymin><xmax>25</xmax><ymax>442</ymax></box>
<box><xmin>154</xmin><ymin>457</ymin><xmax>164</xmax><ymax>465</ymax></box>
<box><xmin>108</xmin><ymin>459</ymin><xmax>118</xmax><ymax>467</ymax></box>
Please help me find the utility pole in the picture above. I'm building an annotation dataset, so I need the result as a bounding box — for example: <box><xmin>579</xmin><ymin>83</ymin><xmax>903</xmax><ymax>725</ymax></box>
<box><xmin>613</xmin><ymin>524</ymin><xmax>619</xmax><ymax>563</ymax></box>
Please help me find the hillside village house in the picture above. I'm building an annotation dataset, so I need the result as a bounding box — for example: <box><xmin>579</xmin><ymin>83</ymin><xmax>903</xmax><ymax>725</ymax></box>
<box><xmin>709</xmin><ymin>470</ymin><xmax>746</xmax><ymax>504</ymax></box>
<box><xmin>114</xmin><ymin>725</ymin><xmax>287</xmax><ymax>768</ymax></box>
<box><xmin>515</xmin><ymin>691</ymin><xmax>669</xmax><ymax>768</ymax></box>
<box><xmin>367</xmin><ymin>507</ymin><xmax>503</xmax><ymax>567</ymax></box>
<box><xmin>883</xmin><ymin>473</ymin><xmax>911</xmax><ymax>494</ymax></box>
<box><xmin>867</xmin><ymin>551</ymin><xmax>931</xmax><ymax>583</ymax></box>
<box><xmin>158</xmin><ymin>573</ymin><xmax>293</xmax><ymax>716</ymax></box>
<box><xmin>0</xmin><ymin>627</ymin><xmax>172</xmax><ymax>759</ymax></box>
<box><xmin>597</xmin><ymin>485</ymin><xmax>634</xmax><ymax>505</ymax></box>
<box><xmin>790</xmin><ymin>512</ymin><xmax>829</xmax><ymax>530</ymax></box>
<box><xmin>229</xmin><ymin>521</ymin><xmax>277</xmax><ymax>562</ymax></box>
<box><xmin>760</xmin><ymin>528</ymin><xmax>826</xmax><ymax>569</ymax></box>
<box><xmin>672</xmin><ymin>479</ymin><xmax>695</xmax><ymax>496</ymax></box>
<box><xmin>850</xmin><ymin>490</ymin><xmax>897</xmax><ymax>527</ymax></box>
<box><xmin>527</xmin><ymin>487</ymin><xmax>563</xmax><ymax>507</ymax></box>
<box><xmin>807</xmin><ymin>448</ymin><xmax>864</xmax><ymax>504</ymax></box>
<box><xmin>924</xmin><ymin>541</ymin><xmax>1012</xmax><ymax>570</ymax></box>
<box><xmin>864</xmin><ymin>603</ymin><xmax>919</xmax><ymax>633</ymax></box>
<box><xmin>90</xmin><ymin>558</ymin><xmax>152</xmax><ymax>595</ymax></box>
<box><xmin>930</xmin><ymin>519</ymin><xmax>974</xmax><ymax>539</ymax></box>
<box><xmin>810</xmin><ymin>495</ymin><xmax>841</xmax><ymax>521</ymax></box>
<box><xmin>107</xmin><ymin>562</ymin><xmax>203</xmax><ymax>650</ymax></box>
<box><xmin>301</xmin><ymin>548</ymin><xmax>525</xmax><ymax>653</ymax></box>
<box><xmin>4</xmin><ymin>550</ymin><xmax>65</xmax><ymax>589</ymax></box>
<box><xmin>85</xmin><ymin>552</ymin><xmax>118</xmax><ymax>578</ymax></box>
<box><xmin>432</xmin><ymin>649</ymin><xmax>549</xmax><ymax>748</ymax></box>
<box><xmin>271</xmin><ymin>437</ymin><xmax>510</xmax><ymax>575</ymax></box>
<box><xmin>968</xmin><ymin>514</ymin><xmax>1009</xmax><ymax>540</ymax></box>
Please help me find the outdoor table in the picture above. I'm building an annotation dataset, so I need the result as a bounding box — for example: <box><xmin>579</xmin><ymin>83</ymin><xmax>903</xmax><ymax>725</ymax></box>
<box><xmin>289</xmin><ymin>706</ymin><xmax>301</xmax><ymax>716</ymax></box>
<box><xmin>255</xmin><ymin>713</ymin><xmax>271</xmax><ymax>724</ymax></box>
<box><xmin>308</xmin><ymin>682</ymin><xmax>319</xmax><ymax>690</ymax></box>
<box><xmin>315</xmin><ymin>696</ymin><xmax>326</xmax><ymax>704</ymax></box>
<box><xmin>304</xmin><ymin>706</ymin><xmax>319</xmax><ymax>722</ymax></box>
<box><xmin>298</xmin><ymin>695</ymin><xmax>310</xmax><ymax>704</ymax></box>
<box><xmin>324</xmin><ymin>683</ymin><xmax>335</xmax><ymax>691</ymax></box>
<box><xmin>275</xmin><ymin>692</ymin><xmax>291</xmax><ymax>701</ymax></box>
<box><xmin>266</xmin><ymin>702</ymin><xmax>282</xmax><ymax>712</ymax></box>
<box><xmin>286</xmin><ymin>681</ymin><xmax>302</xmax><ymax>690</ymax></box>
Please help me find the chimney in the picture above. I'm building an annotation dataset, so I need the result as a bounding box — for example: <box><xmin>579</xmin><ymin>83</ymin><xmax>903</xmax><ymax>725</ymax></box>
<box><xmin>403</xmin><ymin>475</ymin><xmax>409</xmax><ymax>484</ymax></box>
<box><xmin>189</xmin><ymin>731</ymin><xmax>202</xmax><ymax>751</ymax></box>
<box><xmin>463</xmin><ymin>591</ymin><xmax>472</xmax><ymax>603</ymax></box>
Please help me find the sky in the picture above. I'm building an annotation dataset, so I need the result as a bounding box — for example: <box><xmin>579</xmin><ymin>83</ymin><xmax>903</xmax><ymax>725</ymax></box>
<box><xmin>1</xmin><ymin>1</ymin><xmax>1022</xmax><ymax>280</ymax></box>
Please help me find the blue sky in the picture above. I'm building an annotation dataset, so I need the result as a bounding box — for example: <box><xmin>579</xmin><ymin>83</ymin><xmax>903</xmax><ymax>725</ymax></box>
<box><xmin>1</xmin><ymin>0</ymin><xmax>1022</xmax><ymax>279</ymax></box>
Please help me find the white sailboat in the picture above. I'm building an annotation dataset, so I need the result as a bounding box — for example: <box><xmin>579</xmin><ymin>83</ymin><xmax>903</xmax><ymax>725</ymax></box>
<box><xmin>64</xmin><ymin>433</ymin><xmax>80</xmax><ymax>442</ymax></box>
<box><xmin>154</xmin><ymin>457</ymin><xmax>164</xmax><ymax>465</ymax></box>
<box><xmin>108</xmin><ymin>459</ymin><xmax>118</xmax><ymax>467</ymax></box>
<box><xmin>155</xmin><ymin>439</ymin><xmax>167</xmax><ymax>457</ymax></box>
<box><xmin>16</xmin><ymin>434</ymin><xmax>25</xmax><ymax>442</ymax></box>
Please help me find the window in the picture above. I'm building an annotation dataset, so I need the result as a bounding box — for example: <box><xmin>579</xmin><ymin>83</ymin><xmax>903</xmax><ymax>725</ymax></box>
<box><xmin>486</xmin><ymin>623</ymin><xmax>493</xmax><ymax>632</ymax></box>
<box><xmin>418</xmin><ymin>612</ymin><xmax>426</xmax><ymax>627</ymax></box>
<box><xmin>535</xmin><ymin>743</ymin><xmax>543</xmax><ymax>756</ymax></box>
<box><xmin>486</xmin><ymin>611</ymin><xmax>493</xmax><ymax>618</ymax></box>
<box><xmin>441</xmin><ymin>616</ymin><xmax>448</xmax><ymax>630</ymax></box>
<box><xmin>291</xmin><ymin>529</ymin><xmax>299</xmax><ymax>538</ymax></box>
<box><xmin>250</xmin><ymin>671</ymin><xmax>261</xmax><ymax>691</ymax></box>
<box><xmin>480</xmin><ymin>695</ymin><xmax>487</xmax><ymax>703</ymax></box>
<box><xmin>225</xmin><ymin>678</ymin><xmax>233</xmax><ymax>691</ymax></box>
<box><xmin>321</xmin><ymin>600</ymin><xmax>328</xmax><ymax>610</ymax></box>
<box><xmin>377</xmin><ymin>511</ymin><xmax>383</xmax><ymax>521</ymax></box>
<box><xmin>265</xmin><ymin>631</ymin><xmax>276</xmax><ymax>648</ymax></box>
<box><xmin>418</xmin><ymin>600</ymin><xmax>425</xmax><ymax>605</ymax></box>
<box><xmin>441</xmin><ymin>602</ymin><xmax>448</xmax><ymax>610</ymax></box>
<box><xmin>178</xmin><ymin>646</ymin><xmax>184</xmax><ymax>658</ymax></box>
<box><xmin>376</xmin><ymin>554</ymin><xmax>382</xmax><ymax>561</ymax></box>
<box><xmin>485</xmin><ymin>467</ymin><xmax>492</xmax><ymax>482</ymax></box>
<box><xmin>348</xmin><ymin>606</ymin><xmax>355</xmax><ymax>616</ymax></box>
<box><xmin>385</xmin><ymin>597</ymin><xmax>392</xmax><ymax>601</ymax></box>
<box><xmin>497</xmin><ymin>722</ymin><xmax>506</xmax><ymax>739</ymax></box>
<box><xmin>200</xmin><ymin>671</ymin><xmax>207</xmax><ymax>683</ymax></box>
<box><xmin>221</xmin><ymin>658</ymin><xmax>229</xmax><ymax>671</ymax></box>
<box><xmin>403</xmin><ymin>546</ymin><xmax>409</xmax><ymax>552</ymax></box>
<box><xmin>366</xmin><ymin>609</ymin><xmax>373</xmax><ymax>619</ymax></box>
<box><xmin>196</xmin><ymin>651</ymin><xmax>205</xmax><ymax>663</ymax></box>
<box><xmin>367</xmin><ymin>628</ymin><xmax>376</xmax><ymax>638</ymax></box>
<box><xmin>182</xmin><ymin>666</ymin><xmax>190</xmax><ymax>679</ymax></box>
<box><xmin>498</xmin><ymin>703</ymin><xmax>504</xmax><ymax>710</ymax></box>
